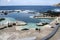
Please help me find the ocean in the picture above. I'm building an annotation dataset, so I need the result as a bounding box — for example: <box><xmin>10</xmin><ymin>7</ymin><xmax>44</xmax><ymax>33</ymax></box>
<box><xmin>0</xmin><ymin>6</ymin><xmax>60</xmax><ymax>12</ymax></box>
<box><xmin>0</xmin><ymin>6</ymin><xmax>59</xmax><ymax>28</ymax></box>
<box><xmin>0</xmin><ymin>6</ymin><xmax>60</xmax><ymax>23</ymax></box>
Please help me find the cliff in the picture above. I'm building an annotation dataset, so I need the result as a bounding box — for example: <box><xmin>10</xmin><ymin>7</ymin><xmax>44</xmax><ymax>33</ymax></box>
<box><xmin>54</xmin><ymin>3</ymin><xmax>60</xmax><ymax>6</ymax></box>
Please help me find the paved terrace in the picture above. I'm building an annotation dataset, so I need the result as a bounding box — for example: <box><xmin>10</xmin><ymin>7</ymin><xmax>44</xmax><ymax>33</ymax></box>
<box><xmin>34</xmin><ymin>17</ymin><xmax>59</xmax><ymax>40</ymax></box>
<box><xmin>49</xmin><ymin>27</ymin><xmax>60</xmax><ymax>40</ymax></box>
<box><xmin>49</xmin><ymin>17</ymin><xmax>60</xmax><ymax>40</ymax></box>
<box><xmin>0</xmin><ymin>17</ymin><xmax>59</xmax><ymax>40</ymax></box>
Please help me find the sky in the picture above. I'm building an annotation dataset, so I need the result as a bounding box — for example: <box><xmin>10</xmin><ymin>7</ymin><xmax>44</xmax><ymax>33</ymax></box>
<box><xmin>0</xmin><ymin>0</ymin><xmax>60</xmax><ymax>6</ymax></box>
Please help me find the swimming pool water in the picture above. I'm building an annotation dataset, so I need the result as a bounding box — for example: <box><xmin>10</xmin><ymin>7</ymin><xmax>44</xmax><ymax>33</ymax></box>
<box><xmin>0</xmin><ymin>12</ymin><xmax>54</xmax><ymax>29</ymax></box>
<box><xmin>0</xmin><ymin>17</ymin><xmax>16</xmax><ymax>24</ymax></box>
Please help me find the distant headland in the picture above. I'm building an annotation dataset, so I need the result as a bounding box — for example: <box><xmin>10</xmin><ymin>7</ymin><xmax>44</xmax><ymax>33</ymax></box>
<box><xmin>54</xmin><ymin>3</ymin><xmax>60</xmax><ymax>6</ymax></box>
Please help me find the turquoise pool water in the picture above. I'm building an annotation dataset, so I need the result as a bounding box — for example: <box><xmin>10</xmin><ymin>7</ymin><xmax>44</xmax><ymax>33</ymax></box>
<box><xmin>18</xmin><ymin>23</ymin><xmax>42</xmax><ymax>29</ymax></box>
<box><xmin>0</xmin><ymin>17</ymin><xmax>16</xmax><ymax>24</ymax></box>
<box><xmin>16</xmin><ymin>18</ymin><xmax>54</xmax><ymax>29</ymax></box>
<box><xmin>0</xmin><ymin>13</ymin><xmax>54</xmax><ymax>29</ymax></box>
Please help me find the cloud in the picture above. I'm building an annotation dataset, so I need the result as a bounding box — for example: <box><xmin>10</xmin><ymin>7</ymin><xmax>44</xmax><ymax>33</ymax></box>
<box><xmin>7</xmin><ymin>0</ymin><xmax>10</xmax><ymax>2</ymax></box>
<box><xmin>0</xmin><ymin>0</ymin><xmax>60</xmax><ymax>6</ymax></box>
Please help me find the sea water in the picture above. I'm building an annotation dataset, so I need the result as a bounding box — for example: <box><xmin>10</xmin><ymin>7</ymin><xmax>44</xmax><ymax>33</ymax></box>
<box><xmin>0</xmin><ymin>6</ymin><xmax>59</xmax><ymax>28</ymax></box>
<box><xmin>0</xmin><ymin>12</ymin><xmax>54</xmax><ymax>29</ymax></box>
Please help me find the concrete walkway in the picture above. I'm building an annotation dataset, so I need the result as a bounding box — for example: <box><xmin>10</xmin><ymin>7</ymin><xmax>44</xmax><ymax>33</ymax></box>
<box><xmin>49</xmin><ymin>26</ymin><xmax>60</xmax><ymax>40</ymax></box>
<box><xmin>0</xmin><ymin>17</ymin><xmax>59</xmax><ymax>40</ymax></box>
<box><xmin>49</xmin><ymin>17</ymin><xmax>60</xmax><ymax>40</ymax></box>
